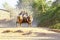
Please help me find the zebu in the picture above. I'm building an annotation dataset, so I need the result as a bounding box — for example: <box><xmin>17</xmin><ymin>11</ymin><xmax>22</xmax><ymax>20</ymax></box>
<box><xmin>16</xmin><ymin>11</ymin><xmax>33</xmax><ymax>27</ymax></box>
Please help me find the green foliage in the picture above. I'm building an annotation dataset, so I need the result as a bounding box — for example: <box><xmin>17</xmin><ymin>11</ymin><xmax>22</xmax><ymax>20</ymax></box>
<box><xmin>32</xmin><ymin>0</ymin><xmax>60</xmax><ymax>29</ymax></box>
<box><xmin>32</xmin><ymin>0</ymin><xmax>48</xmax><ymax>12</ymax></box>
<box><xmin>38</xmin><ymin>6</ymin><xmax>60</xmax><ymax>28</ymax></box>
<box><xmin>50</xmin><ymin>23</ymin><xmax>60</xmax><ymax>29</ymax></box>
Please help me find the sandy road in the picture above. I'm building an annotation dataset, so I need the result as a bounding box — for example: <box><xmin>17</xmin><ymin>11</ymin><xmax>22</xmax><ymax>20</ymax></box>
<box><xmin>0</xmin><ymin>27</ymin><xmax>60</xmax><ymax>40</ymax></box>
<box><xmin>0</xmin><ymin>19</ymin><xmax>60</xmax><ymax>40</ymax></box>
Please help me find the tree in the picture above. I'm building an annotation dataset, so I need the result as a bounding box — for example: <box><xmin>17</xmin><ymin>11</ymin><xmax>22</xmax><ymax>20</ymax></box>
<box><xmin>3</xmin><ymin>2</ymin><xmax>15</xmax><ymax>18</ymax></box>
<box><xmin>32</xmin><ymin>0</ymin><xmax>48</xmax><ymax>13</ymax></box>
<box><xmin>16</xmin><ymin>0</ymin><xmax>33</xmax><ymax>10</ymax></box>
<box><xmin>32</xmin><ymin>0</ymin><xmax>49</xmax><ymax>20</ymax></box>
<box><xmin>32</xmin><ymin>0</ymin><xmax>56</xmax><ymax>27</ymax></box>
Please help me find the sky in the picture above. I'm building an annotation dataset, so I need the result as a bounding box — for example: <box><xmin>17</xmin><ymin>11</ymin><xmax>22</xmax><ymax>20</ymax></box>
<box><xmin>0</xmin><ymin>0</ymin><xmax>18</xmax><ymax>9</ymax></box>
<box><xmin>0</xmin><ymin>0</ymin><xmax>55</xmax><ymax>9</ymax></box>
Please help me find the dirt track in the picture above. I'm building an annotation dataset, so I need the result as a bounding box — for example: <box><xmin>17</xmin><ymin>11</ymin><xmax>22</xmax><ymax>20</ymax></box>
<box><xmin>0</xmin><ymin>19</ymin><xmax>60</xmax><ymax>40</ymax></box>
<box><xmin>0</xmin><ymin>27</ymin><xmax>60</xmax><ymax>40</ymax></box>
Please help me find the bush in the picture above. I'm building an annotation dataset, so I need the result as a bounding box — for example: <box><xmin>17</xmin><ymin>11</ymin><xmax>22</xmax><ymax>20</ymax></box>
<box><xmin>50</xmin><ymin>23</ymin><xmax>60</xmax><ymax>29</ymax></box>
